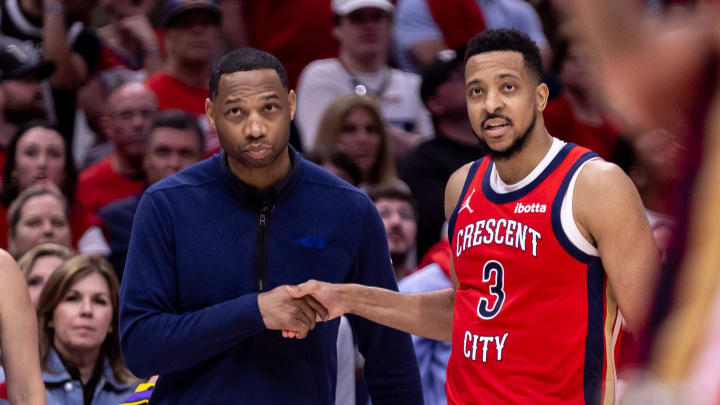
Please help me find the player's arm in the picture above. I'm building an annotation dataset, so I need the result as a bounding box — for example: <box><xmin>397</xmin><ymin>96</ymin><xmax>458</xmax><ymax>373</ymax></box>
<box><xmin>287</xmin><ymin>163</ymin><xmax>471</xmax><ymax>341</ymax></box>
<box><xmin>0</xmin><ymin>251</ymin><xmax>46</xmax><ymax>405</ymax></box>
<box><xmin>574</xmin><ymin>160</ymin><xmax>660</xmax><ymax>333</ymax></box>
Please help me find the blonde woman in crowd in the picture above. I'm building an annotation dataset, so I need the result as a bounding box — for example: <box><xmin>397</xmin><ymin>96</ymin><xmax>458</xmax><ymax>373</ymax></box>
<box><xmin>18</xmin><ymin>243</ymin><xmax>75</xmax><ymax>308</ymax></box>
<box><xmin>313</xmin><ymin>94</ymin><xmax>399</xmax><ymax>187</ymax></box>
<box><xmin>7</xmin><ymin>188</ymin><xmax>72</xmax><ymax>260</ymax></box>
<box><xmin>36</xmin><ymin>255</ymin><xmax>136</xmax><ymax>404</ymax></box>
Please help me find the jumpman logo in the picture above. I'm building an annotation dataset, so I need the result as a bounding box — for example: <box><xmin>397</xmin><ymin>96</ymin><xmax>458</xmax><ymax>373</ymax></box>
<box><xmin>459</xmin><ymin>189</ymin><xmax>475</xmax><ymax>214</ymax></box>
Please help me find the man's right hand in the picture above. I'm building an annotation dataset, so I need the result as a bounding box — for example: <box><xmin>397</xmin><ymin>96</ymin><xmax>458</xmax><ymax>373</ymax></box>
<box><xmin>257</xmin><ymin>285</ymin><xmax>329</xmax><ymax>339</ymax></box>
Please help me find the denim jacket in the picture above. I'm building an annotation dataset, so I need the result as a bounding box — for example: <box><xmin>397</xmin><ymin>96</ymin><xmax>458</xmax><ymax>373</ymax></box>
<box><xmin>43</xmin><ymin>348</ymin><xmax>134</xmax><ymax>405</ymax></box>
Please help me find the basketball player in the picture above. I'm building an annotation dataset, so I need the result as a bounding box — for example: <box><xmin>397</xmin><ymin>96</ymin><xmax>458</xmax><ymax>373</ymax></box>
<box><xmin>286</xmin><ymin>29</ymin><xmax>659</xmax><ymax>404</ymax></box>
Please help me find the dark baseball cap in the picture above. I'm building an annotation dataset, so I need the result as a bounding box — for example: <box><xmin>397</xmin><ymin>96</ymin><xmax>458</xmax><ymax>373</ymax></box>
<box><xmin>0</xmin><ymin>43</ymin><xmax>55</xmax><ymax>82</ymax></box>
<box><xmin>420</xmin><ymin>47</ymin><xmax>465</xmax><ymax>104</ymax></box>
<box><xmin>164</xmin><ymin>0</ymin><xmax>221</xmax><ymax>28</ymax></box>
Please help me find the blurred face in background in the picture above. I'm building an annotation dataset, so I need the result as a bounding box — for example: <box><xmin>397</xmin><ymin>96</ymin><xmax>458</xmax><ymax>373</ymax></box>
<box><xmin>335</xmin><ymin>8</ymin><xmax>392</xmax><ymax>62</ymax></box>
<box><xmin>143</xmin><ymin>126</ymin><xmax>203</xmax><ymax>185</ymax></box>
<box><xmin>165</xmin><ymin>10</ymin><xmax>221</xmax><ymax>65</ymax></box>
<box><xmin>103</xmin><ymin>83</ymin><xmax>157</xmax><ymax>163</ymax></box>
<box><xmin>10</xmin><ymin>194</ymin><xmax>71</xmax><ymax>258</ymax></box>
<box><xmin>1</xmin><ymin>75</ymin><xmax>47</xmax><ymax>124</ymax></box>
<box><xmin>376</xmin><ymin>198</ymin><xmax>417</xmax><ymax>257</ymax></box>
<box><xmin>436</xmin><ymin>67</ymin><xmax>468</xmax><ymax>118</ymax></box>
<box><xmin>52</xmin><ymin>272</ymin><xmax>113</xmax><ymax>356</ymax></box>
<box><xmin>27</xmin><ymin>255</ymin><xmax>66</xmax><ymax>308</ymax></box>
<box><xmin>337</xmin><ymin>107</ymin><xmax>381</xmax><ymax>177</ymax></box>
<box><xmin>14</xmin><ymin>127</ymin><xmax>66</xmax><ymax>191</ymax></box>
<box><xmin>559</xmin><ymin>43</ymin><xmax>591</xmax><ymax>95</ymax></box>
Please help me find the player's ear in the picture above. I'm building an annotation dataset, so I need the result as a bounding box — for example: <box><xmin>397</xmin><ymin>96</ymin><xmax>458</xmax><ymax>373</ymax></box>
<box><xmin>535</xmin><ymin>82</ymin><xmax>549</xmax><ymax>112</ymax></box>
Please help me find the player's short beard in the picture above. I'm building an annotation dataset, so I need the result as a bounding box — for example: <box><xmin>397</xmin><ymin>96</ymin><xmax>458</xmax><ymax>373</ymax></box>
<box><xmin>478</xmin><ymin>110</ymin><xmax>537</xmax><ymax>161</ymax></box>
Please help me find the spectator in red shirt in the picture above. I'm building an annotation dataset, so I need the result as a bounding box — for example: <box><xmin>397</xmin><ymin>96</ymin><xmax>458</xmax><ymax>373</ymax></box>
<box><xmin>76</xmin><ymin>82</ymin><xmax>157</xmax><ymax>212</ymax></box>
<box><xmin>146</xmin><ymin>0</ymin><xmax>222</xmax><ymax>154</ymax></box>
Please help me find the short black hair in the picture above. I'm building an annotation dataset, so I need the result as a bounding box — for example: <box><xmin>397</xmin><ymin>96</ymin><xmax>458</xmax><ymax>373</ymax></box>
<box><xmin>464</xmin><ymin>29</ymin><xmax>543</xmax><ymax>82</ymax></box>
<box><xmin>150</xmin><ymin>109</ymin><xmax>205</xmax><ymax>152</ymax></box>
<box><xmin>209</xmin><ymin>48</ymin><xmax>288</xmax><ymax>99</ymax></box>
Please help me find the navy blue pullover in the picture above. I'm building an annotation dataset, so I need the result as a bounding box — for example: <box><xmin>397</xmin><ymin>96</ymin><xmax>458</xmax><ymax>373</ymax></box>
<box><xmin>119</xmin><ymin>149</ymin><xmax>423</xmax><ymax>404</ymax></box>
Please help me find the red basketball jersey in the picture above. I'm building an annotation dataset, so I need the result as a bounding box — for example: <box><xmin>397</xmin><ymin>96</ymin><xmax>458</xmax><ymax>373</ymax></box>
<box><xmin>446</xmin><ymin>142</ymin><xmax>621</xmax><ymax>405</ymax></box>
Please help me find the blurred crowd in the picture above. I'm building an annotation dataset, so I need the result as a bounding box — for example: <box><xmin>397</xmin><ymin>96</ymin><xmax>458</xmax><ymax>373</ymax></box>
<box><xmin>0</xmin><ymin>0</ymin><xmax>714</xmax><ymax>404</ymax></box>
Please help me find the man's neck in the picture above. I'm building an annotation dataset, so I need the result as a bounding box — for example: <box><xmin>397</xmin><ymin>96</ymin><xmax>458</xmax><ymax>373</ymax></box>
<box><xmin>437</xmin><ymin>118</ymin><xmax>479</xmax><ymax>147</ymax></box>
<box><xmin>391</xmin><ymin>253</ymin><xmax>411</xmax><ymax>279</ymax></box>
<box><xmin>111</xmin><ymin>152</ymin><xmax>144</xmax><ymax>179</ymax></box>
<box><xmin>228</xmin><ymin>148</ymin><xmax>292</xmax><ymax>191</ymax></box>
<box><xmin>493</xmin><ymin>126</ymin><xmax>553</xmax><ymax>185</ymax></box>
<box><xmin>168</xmin><ymin>58</ymin><xmax>210</xmax><ymax>89</ymax></box>
<box><xmin>338</xmin><ymin>50</ymin><xmax>385</xmax><ymax>73</ymax></box>
<box><xmin>20</xmin><ymin>0</ymin><xmax>41</xmax><ymax>18</ymax></box>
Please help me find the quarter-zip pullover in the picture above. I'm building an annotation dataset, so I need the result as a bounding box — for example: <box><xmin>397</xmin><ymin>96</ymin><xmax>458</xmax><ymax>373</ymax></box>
<box><xmin>119</xmin><ymin>147</ymin><xmax>423</xmax><ymax>404</ymax></box>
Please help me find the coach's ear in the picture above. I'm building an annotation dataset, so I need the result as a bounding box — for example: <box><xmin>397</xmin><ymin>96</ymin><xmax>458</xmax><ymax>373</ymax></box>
<box><xmin>205</xmin><ymin>98</ymin><xmax>216</xmax><ymax>130</ymax></box>
<box><xmin>288</xmin><ymin>90</ymin><xmax>296</xmax><ymax>121</ymax></box>
<box><xmin>536</xmin><ymin>82</ymin><xmax>549</xmax><ymax>112</ymax></box>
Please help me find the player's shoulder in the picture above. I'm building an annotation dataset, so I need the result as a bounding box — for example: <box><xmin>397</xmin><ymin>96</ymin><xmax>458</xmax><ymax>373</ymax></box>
<box><xmin>447</xmin><ymin>161</ymin><xmax>476</xmax><ymax>192</ymax></box>
<box><xmin>576</xmin><ymin>159</ymin><xmax>630</xmax><ymax>190</ymax></box>
<box><xmin>574</xmin><ymin>158</ymin><xmax>638</xmax><ymax>212</ymax></box>
<box><xmin>444</xmin><ymin>161</ymin><xmax>477</xmax><ymax>219</ymax></box>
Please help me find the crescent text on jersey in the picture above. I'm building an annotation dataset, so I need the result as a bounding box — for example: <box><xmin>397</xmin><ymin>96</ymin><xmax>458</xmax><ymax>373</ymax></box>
<box><xmin>455</xmin><ymin>218</ymin><xmax>542</xmax><ymax>258</ymax></box>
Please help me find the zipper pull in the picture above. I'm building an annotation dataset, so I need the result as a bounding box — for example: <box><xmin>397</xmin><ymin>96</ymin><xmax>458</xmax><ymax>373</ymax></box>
<box><xmin>259</xmin><ymin>213</ymin><xmax>266</xmax><ymax>226</ymax></box>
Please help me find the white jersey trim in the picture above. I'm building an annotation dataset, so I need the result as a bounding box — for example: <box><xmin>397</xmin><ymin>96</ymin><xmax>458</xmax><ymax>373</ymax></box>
<box><xmin>560</xmin><ymin>158</ymin><xmax>600</xmax><ymax>256</ymax></box>
<box><xmin>489</xmin><ymin>137</ymin><xmax>566</xmax><ymax>193</ymax></box>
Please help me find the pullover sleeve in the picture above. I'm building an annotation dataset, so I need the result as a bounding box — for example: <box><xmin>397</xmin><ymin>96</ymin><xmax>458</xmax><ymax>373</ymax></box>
<box><xmin>347</xmin><ymin>199</ymin><xmax>424</xmax><ymax>404</ymax></box>
<box><xmin>119</xmin><ymin>191</ymin><xmax>266</xmax><ymax>378</ymax></box>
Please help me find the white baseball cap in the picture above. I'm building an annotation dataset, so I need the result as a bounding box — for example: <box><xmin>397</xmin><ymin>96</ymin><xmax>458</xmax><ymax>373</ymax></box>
<box><xmin>331</xmin><ymin>0</ymin><xmax>395</xmax><ymax>16</ymax></box>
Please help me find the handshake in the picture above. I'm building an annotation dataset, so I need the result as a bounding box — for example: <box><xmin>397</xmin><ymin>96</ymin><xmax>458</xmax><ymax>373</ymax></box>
<box><xmin>257</xmin><ymin>280</ymin><xmax>346</xmax><ymax>339</ymax></box>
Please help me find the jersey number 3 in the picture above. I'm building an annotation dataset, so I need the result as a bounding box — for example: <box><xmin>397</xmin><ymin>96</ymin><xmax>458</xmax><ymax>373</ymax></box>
<box><xmin>477</xmin><ymin>260</ymin><xmax>505</xmax><ymax>319</ymax></box>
